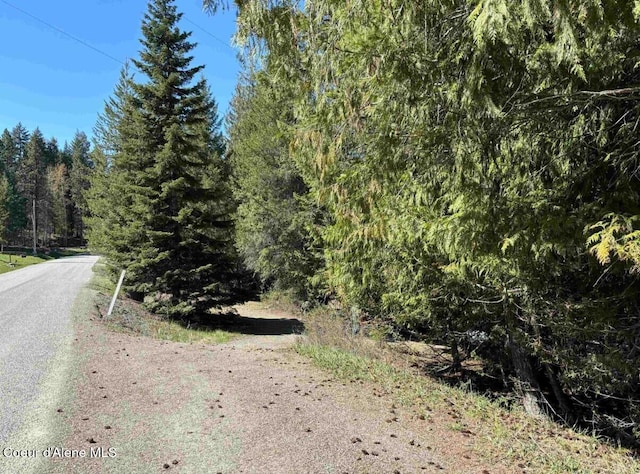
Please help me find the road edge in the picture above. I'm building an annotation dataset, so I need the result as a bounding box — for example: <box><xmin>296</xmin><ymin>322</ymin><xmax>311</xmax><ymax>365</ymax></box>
<box><xmin>0</xmin><ymin>284</ymin><xmax>97</xmax><ymax>474</ymax></box>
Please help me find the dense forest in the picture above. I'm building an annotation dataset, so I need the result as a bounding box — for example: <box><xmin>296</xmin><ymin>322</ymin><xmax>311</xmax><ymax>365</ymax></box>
<box><xmin>206</xmin><ymin>0</ymin><xmax>640</xmax><ymax>445</ymax></box>
<box><xmin>1</xmin><ymin>0</ymin><xmax>631</xmax><ymax>448</ymax></box>
<box><xmin>0</xmin><ymin>124</ymin><xmax>91</xmax><ymax>249</ymax></box>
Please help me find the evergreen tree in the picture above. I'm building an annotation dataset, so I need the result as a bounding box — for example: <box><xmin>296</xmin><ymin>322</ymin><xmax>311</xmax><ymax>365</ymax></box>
<box><xmin>68</xmin><ymin>131</ymin><xmax>92</xmax><ymax>240</ymax></box>
<box><xmin>93</xmin><ymin>63</ymin><xmax>135</xmax><ymax>160</ymax></box>
<box><xmin>0</xmin><ymin>130</ymin><xmax>26</xmax><ymax>240</ymax></box>
<box><xmin>0</xmin><ymin>129</ymin><xmax>26</xmax><ymax>240</ymax></box>
<box><xmin>44</xmin><ymin>138</ymin><xmax>60</xmax><ymax>168</ymax></box>
<box><xmin>0</xmin><ymin>125</ymin><xmax>90</xmax><ymax>247</ymax></box>
<box><xmin>17</xmin><ymin>128</ymin><xmax>48</xmax><ymax>248</ymax></box>
<box><xmin>0</xmin><ymin>129</ymin><xmax>13</xmax><ymax>175</ymax></box>
<box><xmin>10</xmin><ymin>123</ymin><xmax>29</xmax><ymax>164</ymax></box>
<box><xmin>210</xmin><ymin>0</ymin><xmax>640</xmax><ymax>440</ymax></box>
<box><xmin>60</xmin><ymin>142</ymin><xmax>73</xmax><ymax>169</ymax></box>
<box><xmin>88</xmin><ymin>0</ymin><xmax>246</xmax><ymax>317</ymax></box>
<box><xmin>86</xmin><ymin>64</ymin><xmax>136</xmax><ymax>258</ymax></box>
<box><xmin>228</xmin><ymin>70</ymin><xmax>323</xmax><ymax>298</ymax></box>
<box><xmin>0</xmin><ymin>175</ymin><xmax>9</xmax><ymax>245</ymax></box>
<box><xmin>47</xmin><ymin>163</ymin><xmax>69</xmax><ymax>243</ymax></box>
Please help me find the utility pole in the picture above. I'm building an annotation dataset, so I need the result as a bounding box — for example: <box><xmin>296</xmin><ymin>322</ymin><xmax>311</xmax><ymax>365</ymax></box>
<box><xmin>32</xmin><ymin>198</ymin><xmax>37</xmax><ymax>256</ymax></box>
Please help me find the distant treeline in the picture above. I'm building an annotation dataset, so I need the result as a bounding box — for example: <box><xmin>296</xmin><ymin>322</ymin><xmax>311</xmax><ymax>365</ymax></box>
<box><xmin>0</xmin><ymin>124</ymin><xmax>92</xmax><ymax>249</ymax></box>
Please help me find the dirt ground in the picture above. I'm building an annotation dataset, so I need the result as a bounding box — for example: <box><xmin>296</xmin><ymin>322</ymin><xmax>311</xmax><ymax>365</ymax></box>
<box><xmin>41</xmin><ymin>301</ymin><xmax>514</xmax><ymax>474</ymax></box>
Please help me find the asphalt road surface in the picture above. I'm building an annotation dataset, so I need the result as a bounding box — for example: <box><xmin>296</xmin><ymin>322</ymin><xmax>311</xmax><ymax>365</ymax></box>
<box><xmin>0</xmin><ymin>255</ymin><xmax>99</xmax><ymax>451</ymax></box>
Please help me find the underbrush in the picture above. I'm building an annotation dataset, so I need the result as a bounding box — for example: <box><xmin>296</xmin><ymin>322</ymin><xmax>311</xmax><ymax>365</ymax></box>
<box><xmin>91</xmin><ymin>291</ymin><xmax>235</xmax><ymax>344</ymax></box>
<box><xmin>89</xmin><ymin>261</ymin><xmax>236</xmax><ymax>345</ymax></box>
<box><xmin>295</xmin><ymin>304</ymin><xmax>639</xmax><ymax>473</ymax></box>
<box><xmin>260</xmin><ymin>288</ymin><xmax>307</xmax><ymax>316</ymax></box>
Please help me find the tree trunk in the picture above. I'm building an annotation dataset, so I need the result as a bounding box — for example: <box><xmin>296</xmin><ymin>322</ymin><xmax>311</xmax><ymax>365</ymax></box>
<box><xmin>450</xmin><ymin>333</ymin><xmax>462</xmax><ymax>373</ymax></box>
<box><xmin>507</xmin><ymin>330</ymin><xmax>546</xmax><ymax>418</ymax></box>
<box><xmin>544</xmin><ymin>363</ymin><xmax>573</xmax><ymax>420</ymax></box>
<box><xmin>529</xmin><ymin>312</ymin><xmax>573</xmax><ymax>420</ymax></box>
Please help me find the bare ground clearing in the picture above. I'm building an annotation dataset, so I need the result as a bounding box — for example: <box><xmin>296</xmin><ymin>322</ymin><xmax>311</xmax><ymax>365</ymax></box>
<box><xmin>36</xmin><ymin>298</ymin><xmax>511</xmax><ymax>474</ymax></box>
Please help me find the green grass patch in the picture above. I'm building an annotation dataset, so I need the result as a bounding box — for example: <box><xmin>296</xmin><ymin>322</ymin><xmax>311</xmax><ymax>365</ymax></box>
<box><xmin>145</xmin><ymin>318</ymin><xmax>235</xmax><ymax>344</ymax></box>
<box><xmin>0</xmin><ymin>248</ymin><xmax>90</xmax><ymax>274</ymax></box>
<box><xmin>0</xmin><ymin>253</ymin><xmax>47</xmax><ymax>274</ymax></box>
<box><xmin>88</xmin><ymin>260</ymin><xmax>116</xmax><ymax>293</ymax></box>
<box><xmin>295</xmin><ymin>341</ymin><xmax>639</xmax><ymax>474</ymax></box>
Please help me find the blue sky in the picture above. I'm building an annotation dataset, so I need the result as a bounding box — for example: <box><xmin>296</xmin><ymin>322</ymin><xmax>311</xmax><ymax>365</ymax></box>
<box><xmin>0</xmin><ymin>0</ymin><xmax>240</xmax><ymax>146</ymax></box>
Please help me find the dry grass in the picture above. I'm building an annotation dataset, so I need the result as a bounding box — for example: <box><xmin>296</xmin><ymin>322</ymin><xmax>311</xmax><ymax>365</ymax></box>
<box><xmin>92</xmin><ymin>291</ymin><xmax>236</xmax><ymax>344</ymax></box>
<box><xmin>295</xmin><ymin>305</ymin><xmax>640</xmax><ymax>474</ymax></box>
<box><xmin>88</xmin><ymin>261</ymin><xmax>237</xmax><ymax>345</ymax></box>
<box><xmin>259</xmin><ymin>289</ymin><xmax>306</xmax><ymax>316</ymax></box>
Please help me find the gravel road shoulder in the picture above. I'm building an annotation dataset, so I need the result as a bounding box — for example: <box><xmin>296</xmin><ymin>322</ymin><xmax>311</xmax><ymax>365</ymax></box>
<box><xmin>37</xmin><ymin>296</ymin><xmax>509</xmax><ymax>474</ymax></box>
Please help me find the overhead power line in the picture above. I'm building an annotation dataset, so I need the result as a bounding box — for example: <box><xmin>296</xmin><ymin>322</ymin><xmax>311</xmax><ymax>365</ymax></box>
<box><xmin>0</xmin><ymin>0</ymin><xmax>126</xmax><ymax>66</ymax></box>
<box><xmin>0</xmin><ymin>1</ymin><xmax>237</xmax><ymax>68</ymax></box>
<box><xmin>183</xmin><ymin>17</ymin><xmax>237</xmax><ymax>59</ymax></box>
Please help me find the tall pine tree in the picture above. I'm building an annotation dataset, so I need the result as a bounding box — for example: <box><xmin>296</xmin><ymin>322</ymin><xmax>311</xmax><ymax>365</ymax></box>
<box><xmin>0</xmin><ymin>175</ymin><xmax>9</xmax><ymax>246</ymax></box>
<box><xmin>88</xmin><ymin>0</ymin><xmax>245</xmax><ymax>317</ymax></box>
<box><xmin>18</xmin><ymin>128</ymin><xmax>48</xmax><ymax>248</ymax></box>
<box><xmin>68</xmin><ymin>131</ymin><xmax>92</xmax><ymax>240</ymax></box>
<box><xmin>0</xmin><ymin>129</ymin><xmax>25</xmax><ymax>240</ymax></box>
<box><xmin>87</xmin><ymin>64</ymin><xmax>136</xmax><ymax>260</ymax></box>
<box><xmin>10</xmin><ymin>123</ymin><xmax>29</xmax><ymax>164</ymax></box>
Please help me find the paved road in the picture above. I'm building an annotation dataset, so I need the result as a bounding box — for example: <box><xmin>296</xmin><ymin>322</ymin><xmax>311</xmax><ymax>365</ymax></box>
<box><xmin>0</xmin><ymin>255</ymin><xmax>99</xmax><ymax>450</ymax></box>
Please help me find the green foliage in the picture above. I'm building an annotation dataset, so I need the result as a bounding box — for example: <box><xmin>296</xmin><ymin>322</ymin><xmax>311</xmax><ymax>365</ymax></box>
<box><xmin>46</xmin><ymin>163</ymin><xmax>68</xmax><ymax>242</ymax></box>
<box><xmin>587</xmin><ymin>214</ymin><xmax>640</xmax><ymax>273</ymax></box>
<box><xmin>68</xmin><ymin>131</ymin><xmax>92</xmax><ymax>239</ymax></box>
<box><xmin>86</xmin><ymin>64</ymin><xmax>135</xmax><ymax>259</ymax></box>
<box><xmin>0</xmin><ymin>175</ymin><xmax>9</xmax><ymax>242</ymax></box>
<box><xmin>213</xmin><ymin>0</ymin><xmax>640</xmax><ymax>442</ymax></box>
<box><xmin>87</xmin><ymin>0</ymin><xmax>249</xmax><ymax>318</ymax></box>
<box><xmin>12</xmin><ymin>131</ymin><xmax>93</xmax><ymax>246</ymax></box>
<box><xmin>0</xmin><ymin>122</ymin><xmax>88</xmax><ymax>247</ymax></box>
<box><xmin>19</xmin><ymin>128</ymin><xmax>46</xmax><ymax>202</ymax></box>
<box><xmin>0</xmin><ymin>129</ymin><xmax>26</xmax><ymax>238</ymax></box>
<box><xmin>0</xmin><ymin>129</ymin><xmax>16</xmax><ymax>176</ymax></box>
<box><xmin>227</xmin><ymin>70</ymin><xmax>324</xmax><ymax>298</ymax></box>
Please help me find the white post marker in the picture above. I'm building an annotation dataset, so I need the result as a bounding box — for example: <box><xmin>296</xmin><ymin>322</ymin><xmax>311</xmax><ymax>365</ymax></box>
<box><xmin>107</xmin><ymin>270</ymin><xmax>126</xmax><ymax>316</ymax></box>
